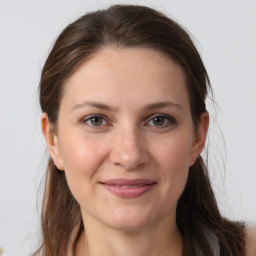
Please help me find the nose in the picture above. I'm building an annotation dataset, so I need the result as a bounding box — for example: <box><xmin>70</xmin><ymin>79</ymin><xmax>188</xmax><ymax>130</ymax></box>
<box><xmin>109</xmin><ymin>127</ymin><xmax>149</xmax><ymax>170</ymax></box>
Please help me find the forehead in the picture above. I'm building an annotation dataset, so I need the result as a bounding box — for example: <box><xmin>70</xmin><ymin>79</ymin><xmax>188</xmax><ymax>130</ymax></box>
<box><xmin>60</xmin><ymin>47</ymin><xmax>189</xmax><ymax>111</ymax></box>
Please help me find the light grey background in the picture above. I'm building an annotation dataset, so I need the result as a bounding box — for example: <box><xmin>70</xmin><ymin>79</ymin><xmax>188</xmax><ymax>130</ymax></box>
<box><xmin>0</xmin><ymin>0</ymin><xmax>255</xmax><ymax>255</ymax></box>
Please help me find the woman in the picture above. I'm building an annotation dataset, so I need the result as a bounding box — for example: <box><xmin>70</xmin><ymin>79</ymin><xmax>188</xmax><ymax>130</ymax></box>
<box><xmin>34</xmin><ymin>4</ymin><xmax>253</xmax><ymax>256</ymax></box>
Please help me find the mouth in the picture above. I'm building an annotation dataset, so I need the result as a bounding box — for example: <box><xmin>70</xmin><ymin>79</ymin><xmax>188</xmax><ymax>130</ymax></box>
<box><xmin>100</xmin><ymin>179</ymin><xmax>157</xmax><ymax>198</ymax></box>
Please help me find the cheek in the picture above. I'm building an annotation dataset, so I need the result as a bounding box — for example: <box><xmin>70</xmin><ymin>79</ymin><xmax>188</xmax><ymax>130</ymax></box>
<box><xmin>60</xmin><ymin>134</ymin><xmax>106</xmax><ymax>171</ymax></box>
<box><xmin>58</xmin><ymin>134</ymin><xmax>108</xmax><ymax>195</ymax></box>
<box><xmin>152</xmin><ymin>133</ymin><xmax>193</xmax><ymax>200</ymax></box>
<box><xmin>154</xmin><ymin>133</ymin><xmax>193</xmax><ymax>172</ymax></box>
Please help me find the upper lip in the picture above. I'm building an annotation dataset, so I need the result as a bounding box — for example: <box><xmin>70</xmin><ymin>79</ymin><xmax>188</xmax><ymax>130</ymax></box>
<box><xmin>100</xmin><ymin>179</ymin><xmax>156</xmax><ymax>186</ymax></box>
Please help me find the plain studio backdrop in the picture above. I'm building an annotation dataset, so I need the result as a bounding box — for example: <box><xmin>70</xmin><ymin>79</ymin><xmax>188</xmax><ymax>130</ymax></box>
<box><xmin>0</xmin><ymin>0</ymin><xmax>255</xmax><ymax>255</ymax></box>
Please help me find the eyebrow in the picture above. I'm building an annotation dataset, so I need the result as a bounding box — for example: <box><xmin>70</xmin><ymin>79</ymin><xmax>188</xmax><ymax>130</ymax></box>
<box><xmin>71</xmin><ymin>100</ymin><xmax>183</xmax><ymax>112</ymax></box>
<box><xmin>71</xmin><ymin>100</ymin><xmax>118</xmax><ymax>112</ymax></box>
<box><xmin>144</xmin><ymin>101</ymin><xmax>183</xmax><ymax>112</ymax></box>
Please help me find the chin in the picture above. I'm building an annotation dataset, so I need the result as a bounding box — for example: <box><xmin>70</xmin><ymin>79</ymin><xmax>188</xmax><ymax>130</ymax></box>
<box><xmin>102</xmin><ymin>208</ymin><xmax>157</xmax><ymax>231</ymax></box>
<box><xmin>106</xmin><ymin>219</ymin><xmax>152</xmax><ymax>232</ymax></box>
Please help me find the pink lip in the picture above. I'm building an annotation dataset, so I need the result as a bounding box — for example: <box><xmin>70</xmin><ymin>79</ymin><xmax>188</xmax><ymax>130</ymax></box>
<box><xmin>100</xmin><ymin>179</ymin><xmax>157</xmax><ymax>199</ymax></box>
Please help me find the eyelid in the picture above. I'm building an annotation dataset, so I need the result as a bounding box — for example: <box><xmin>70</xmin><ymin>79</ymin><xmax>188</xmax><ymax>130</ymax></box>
<box><xmin>81</xmin><ymin>114</ymin><xmax>111</xmax><ymax>127</ymax></box>
<box><xmin>145</xmin><ymin>113</ymin><xmax>176</xmax><ymax>127</ymax></box>
<box><xmin>80</xmin><ymin>113</ymin><xmax>176</xmax><ymax>128</ymax></box>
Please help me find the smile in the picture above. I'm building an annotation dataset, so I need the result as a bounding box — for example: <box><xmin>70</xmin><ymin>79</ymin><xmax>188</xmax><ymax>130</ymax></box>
<box><xmin>100</xmin><ymin>179</ymin><xmax>157</xmax><ymax>199</ymax></box>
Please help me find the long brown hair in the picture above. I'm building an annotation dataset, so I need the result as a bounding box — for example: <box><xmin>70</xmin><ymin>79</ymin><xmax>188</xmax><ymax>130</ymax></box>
<box><xmin>35</xmin><ymin>5</ymin><xmax>245</xmax><ymax>256</ymax></box>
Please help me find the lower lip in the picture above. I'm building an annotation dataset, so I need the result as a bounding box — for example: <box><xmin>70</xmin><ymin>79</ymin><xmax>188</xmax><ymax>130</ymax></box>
<box><xmin>102</xmin><ymin>183</ymin><xmax>156</xmax><ymax>198</ymax></box>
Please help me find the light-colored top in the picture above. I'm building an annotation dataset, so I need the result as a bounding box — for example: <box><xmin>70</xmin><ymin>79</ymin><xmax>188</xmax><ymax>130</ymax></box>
<box><xmin>197</xmin><ymin>227</ymin><xmax>220</xmax><ymax>256</ymax></box>
<box><xmin>67</xmin><ymin>223</ymin><xmax>80</xmax><ymax>256</ymax></box>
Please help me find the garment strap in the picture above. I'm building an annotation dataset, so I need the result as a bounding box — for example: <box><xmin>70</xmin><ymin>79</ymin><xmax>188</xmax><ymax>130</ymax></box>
<box><xmin>196</xmin><ymin>227</ymin><xmax>220</xmax><ymax>256</ymax></box>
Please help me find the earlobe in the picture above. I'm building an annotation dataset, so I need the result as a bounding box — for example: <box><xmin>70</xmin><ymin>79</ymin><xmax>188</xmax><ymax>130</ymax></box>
<box><xmin>190</xmin><ymin>111</ymin><xmax>209</xmax><ymax>166</ymax></box>
<box><xmin>41</xmin><ymin>113</ymin><xmax>64</xmax><ymax>171</ymax></box>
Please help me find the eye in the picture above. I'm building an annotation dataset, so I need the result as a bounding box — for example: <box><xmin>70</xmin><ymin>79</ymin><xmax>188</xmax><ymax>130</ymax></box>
<box><xmin>82</xmin><ymin>115</ymin><xmax>108</xmax><ymax>127</ymax></box>
<box><xmin>146</xmin><ymin>114</ymin><xmax>176</xmax><ymax>127</ymax></box>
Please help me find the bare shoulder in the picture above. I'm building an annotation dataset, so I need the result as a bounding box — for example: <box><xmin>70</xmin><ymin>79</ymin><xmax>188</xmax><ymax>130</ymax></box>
<box><xmin>245</xmin><ymin>224</ymin><xmax>256</xmax><ymax>256</ymax></box>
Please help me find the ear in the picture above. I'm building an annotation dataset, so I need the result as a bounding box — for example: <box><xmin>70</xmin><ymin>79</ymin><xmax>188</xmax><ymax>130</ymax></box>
<box><xmin>190</xmin><ymin>111</ymin><xmax>209</xmax><ymax>166</ymax></box>
<box><xmin>41</xmin><ymin>113</ymin><xmax>64</xmax><ymax>171</ymax></box>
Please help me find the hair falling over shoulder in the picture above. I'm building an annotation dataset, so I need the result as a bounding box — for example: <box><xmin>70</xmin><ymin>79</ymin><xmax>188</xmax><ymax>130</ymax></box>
<box><xmin>35</xmin><ymin>4</ymin><xmax>246</xmax><ymax>256</ymax></box>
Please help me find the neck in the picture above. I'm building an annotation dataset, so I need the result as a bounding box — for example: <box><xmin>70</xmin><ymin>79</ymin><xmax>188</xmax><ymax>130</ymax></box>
<box><xmin>75</xmin><ymin>214</ymin><xmax>183</xmax><ymax>256</ymax></box>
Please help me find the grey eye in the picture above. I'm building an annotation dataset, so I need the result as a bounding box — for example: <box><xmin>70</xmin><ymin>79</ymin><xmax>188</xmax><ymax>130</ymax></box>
<box><xmin>85</xmin><ymin>116</ymin><xmax>107</xmax><ymax>126</ymax></box>
<box><xmin>89</xmin><ymin>116</ymin><xmax>103</xmax><ymax>126</ymax></box>
<box><xmin>152</xmin><ymin>116</ymin><xmax>165</xmax><ymax>126</ymax></box>
<box><xmin>147</xmin><ymin>114</ymin><xmax>176</xmax><ymax>127</ymax></box>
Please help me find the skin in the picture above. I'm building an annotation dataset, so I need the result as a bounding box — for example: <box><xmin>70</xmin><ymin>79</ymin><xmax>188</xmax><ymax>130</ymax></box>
<box><xmin>42</xmin><ymin>47</ymin><xmax>209</xmax><ymax>256</ymax></box>
<box><xmin>246</xmin><ymin>225</ymin><xmax>256</xmax><ymax>256</ymax></box>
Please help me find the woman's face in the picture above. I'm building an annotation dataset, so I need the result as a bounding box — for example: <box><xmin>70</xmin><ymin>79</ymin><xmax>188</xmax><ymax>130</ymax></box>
<box><xmin>42</xmin><ymin>47</ymin><xmax>208</xmax><ymax>231</ymax></box>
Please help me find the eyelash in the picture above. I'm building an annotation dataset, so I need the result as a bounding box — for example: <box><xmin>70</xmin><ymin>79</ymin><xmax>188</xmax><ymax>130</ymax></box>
<box><xmin>82</xmin><ymin>114</ymin><xmax>109</xmax><ymax>127</ymax></box>
<box><xmin>145</xmin><ymin>114</ymin><xmax>176</xmax><ymax>127</ymax></box>
<box><xmin>81</xmin><ymin>114</ymin><xmax>176</xmax><ymax>128</ymax></box>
